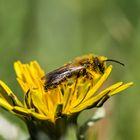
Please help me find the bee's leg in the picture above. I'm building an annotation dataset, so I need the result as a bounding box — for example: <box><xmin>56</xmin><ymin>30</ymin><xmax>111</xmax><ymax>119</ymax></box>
<box><xmin>80</xmin><ymin>68</ymin><xmax>87</xmax><ymax>76</ymax></box>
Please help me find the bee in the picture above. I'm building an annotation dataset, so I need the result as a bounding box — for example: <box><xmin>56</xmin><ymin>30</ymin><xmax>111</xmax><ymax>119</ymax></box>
<box><xmin>42</xmin><ymin>54</ymin><xmax>124</xmax><ymax>90</ymax></box>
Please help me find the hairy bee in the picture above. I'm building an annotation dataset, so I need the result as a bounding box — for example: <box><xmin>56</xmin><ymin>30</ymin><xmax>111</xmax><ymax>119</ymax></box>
<box><xmin>42</xmin><ymin>54</ymin><xmax>124</xmax><ymax>90</ymax></box>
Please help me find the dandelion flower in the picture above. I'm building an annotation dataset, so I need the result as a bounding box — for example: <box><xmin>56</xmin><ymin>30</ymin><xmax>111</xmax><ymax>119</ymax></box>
<box><xmin>0</xmin><ymin>55</ymin><xmax>133</xmax><ymax>140</ymax></box>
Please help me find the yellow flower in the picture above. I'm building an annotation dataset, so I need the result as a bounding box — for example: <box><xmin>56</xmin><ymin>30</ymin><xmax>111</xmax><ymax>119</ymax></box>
<box><xmin>0</xmin><ymin>60</ymin><xmax>133</xmax><ymax>139</ymax></box>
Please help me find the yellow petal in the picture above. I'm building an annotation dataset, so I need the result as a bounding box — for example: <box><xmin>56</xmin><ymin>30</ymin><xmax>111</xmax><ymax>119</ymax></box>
<box><xmin>16</xmin><ymin>78</ymin><xmax>29</xmax><ymax>93</ymax></box>
<box><xmin>12</xmin><ymin>106</ymin><xmax>48</xmax><ymax>120</ymax></box>
<box><xmin>30</xmin><ymin>61</ymin><xmax>45</xmax><ymax>78</ymax></box>
<box><xmin>30</xmin><ymin>89</ymin><xmax>48</xmax><ymax>115</ymax></box>
<box><xmin>12</xmin><ymin>106</ymin><xmax>29</xmax><ymax>117</ymax></box>
<box><xmin>108</xmin><ymin>82</ymin><xmax>133</xmax><ymax>96</ymax></box>
<box><xmin>83</xmin><ymin>65</ymin><xmax>112</xmax><ymax>101</ymax></box>
<box><xmin>0</xmin><ymin>98</ymin><xmax>13</xmax><ymax>111</ymax></box>
<box><xmin>14</xmin><ymin>61</ymin><xmax>45</xmax><ymax>81</ymax></box>
<box><xmin>0</xmin><ymin>80</ymin><xmax>23</xmax><ymax>106</ymax></box>
<box><xmin>30</xmin><ymin>111</ymin><xmax>49</xmax><ymax>120</ymax></box>
<box><xmin>14</xmin><ymin>61</ymin><xmax>45</xmax><ymax>94</ymax></box>
<box><xmin>71</xmin><ymin>82</ymin><xmax>123</xmax><ymax>113</ymax></box>
<box><xmin>14</xmin><ymin>61</ymin><xmax>24</xmax><ymax>80</ymax></box>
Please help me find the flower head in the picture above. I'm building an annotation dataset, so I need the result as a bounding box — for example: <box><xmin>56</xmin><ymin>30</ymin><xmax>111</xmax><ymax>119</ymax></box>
<box><xmin>0</xmin><ymin>58</ymin><xmax>133</xmax><ymax>139</ymax></box>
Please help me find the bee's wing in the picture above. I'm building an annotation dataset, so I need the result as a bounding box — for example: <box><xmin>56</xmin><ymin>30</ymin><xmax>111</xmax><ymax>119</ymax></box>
<box><xmin>43</xmin><ymin>65</ymin><xmax>84</xmax><ymax>88</ymax></box>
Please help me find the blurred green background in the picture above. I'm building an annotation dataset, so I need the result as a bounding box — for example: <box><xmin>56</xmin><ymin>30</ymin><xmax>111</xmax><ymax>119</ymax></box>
<box><xmin>0</xmin><ymin>0</ymin><xmax>139</xmax><ymax>140</ymax></box>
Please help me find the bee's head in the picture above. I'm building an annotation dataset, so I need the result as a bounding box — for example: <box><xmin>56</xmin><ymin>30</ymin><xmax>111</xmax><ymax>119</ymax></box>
<box><xmin>93</xmin><ymin>56</ymin><xmax>106</xmax><ymax>74</ymax></box>
<box><xmin>94</xmin><ymin>56</ymin><xmax>124</xmax><ymax>74</ymax></box>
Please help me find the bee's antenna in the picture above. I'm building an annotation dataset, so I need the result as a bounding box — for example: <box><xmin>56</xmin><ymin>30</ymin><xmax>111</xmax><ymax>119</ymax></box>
<box><xmin>105</xmin><ymin>59</ymin><xmax>125</xmax><ymax>66</ymax></box>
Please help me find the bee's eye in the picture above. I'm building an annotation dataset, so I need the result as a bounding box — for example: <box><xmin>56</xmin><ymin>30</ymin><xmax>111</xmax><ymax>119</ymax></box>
<box><xmin>94</xmin><ymin>57</ymin><xmax>104</xmax><ymax>73</ymax></box>
<box><xmin>94</xmin><ymin>57</ymin><xmax>100</xmax><ymax>66</ymax></box>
